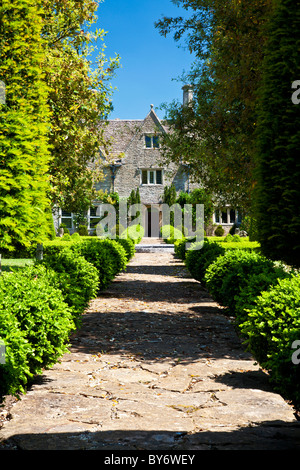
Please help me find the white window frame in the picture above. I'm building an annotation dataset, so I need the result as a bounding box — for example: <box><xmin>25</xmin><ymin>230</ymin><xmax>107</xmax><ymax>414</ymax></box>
<box><xmin>213</xmin><ymin>208</ymin><xmax>240</xmax><ymax>225</ymax></box>
<box><xmin>141</xmin><ymin>169</ymin><xmax>163</xmax><ymax>185</ymax></box>
<box><xmin>60</xmin><ymin>209</ymin><xmax>74</xmax><ymax>230</ymax></box>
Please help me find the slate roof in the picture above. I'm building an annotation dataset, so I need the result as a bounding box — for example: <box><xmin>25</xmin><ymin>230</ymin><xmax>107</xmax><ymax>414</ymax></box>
<box><xmin>99</xmin><ymin>107</ymin><xmax>170</xmax><ymax>162</ymax></box>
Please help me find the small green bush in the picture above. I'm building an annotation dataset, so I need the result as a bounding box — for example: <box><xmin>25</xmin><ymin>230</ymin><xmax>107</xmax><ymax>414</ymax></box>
<box><xmin>43</xmin><ymin>239</ymin><xmax>75</xmax><ymax>257</ymax></box>
<box><xmin>71</xmin><ymin>232</ymin><xmax>80</xmax><ymax>239</ymax></box>
<box><xmin>174</xmin><ymin>238</ymin><xmax>188</xmax><ymax>260</ymax></box>
<box><xmin>223</xmin><ymin>233</ymin><xmax>241</xmax><ymax>243</ymax></box>
<box><xmin>0</xmin><ymin>269</ymin><xmax>75</xmax><ymax>395</ymax></box>
<box><xmin>224</xmin><ymin>233</ymin><xmax>234</xmax><ymax>242</ymax></box>
<box><xmin>0</xmin><ymin>304</ymin><xmax>33</xmax><ymax>396</ymax></box>
<box><xmin>71</xmin><ymin>238</ymin><xmax>127</xmax><ymax>290</ymax></box>
<box><xmin>78</xmin><ymin>225</ymin><xmax>89</xmax><ymax>236</ymax></box>
<box><xmin>185</xmin><ymin>241</ymin><xmax>225</xmax><ymax>283</ymax></box>
<box><xmin>121</xmin><ymin>224</ymin><xmax>144</xmax><ymax>244</ymax></box>
<box><xmin>62</xmin><ymin>233</ymin><xmax>72</xmax><ymax>241</ymax></box>
<box><xmin>204</xmin><ymin>250</ymin><xmax>275</xmax><ymax>311</ymax></box>
<box><xmin>241</xmin><ymin>275</ymin><xmax>300</xmax><ymax>410</ymax></box>
<box><xmin>234</xmin><ymin>266</ymin><xmax>291</xmax><ymax>327</ymax></box>
<box><xmin>110</xmin><ymin>224</ymin><xmax>125</xmax><ymax>238</ymax></box>
<box><xmin>214</xmin><ymin>225</ymin><xmax>224</xmax><ymax>236</ymax></box>
<box><xmin>41</xmin><ymin>249</ymin><xmax>99</xmax><ymax>325</ymax></box>
<box><xmin>115</xmin><ymin>236</ymin><xmax>135</xmax><ymax>261</ymax></box>
<box><xmin>160</xmin><ymin>225</ymin><xmax>183</xmax><ymax>244</ymax></box>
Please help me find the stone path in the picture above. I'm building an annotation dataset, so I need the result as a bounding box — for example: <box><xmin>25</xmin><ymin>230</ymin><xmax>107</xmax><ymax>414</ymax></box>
<box><xmin>1</xmin><ymin>246</ymin><xmax>300</xmax><ymax>450</ymax></box>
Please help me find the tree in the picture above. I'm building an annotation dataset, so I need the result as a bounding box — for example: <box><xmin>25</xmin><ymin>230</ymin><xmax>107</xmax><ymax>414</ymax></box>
<box><xmin>0</xmin><ymin>0</ymin><xmax>53</xmax><ymax>253</ymax></box>
<box><xmin>253</xmin><ymin>0</ymin><xmax>300</xmax><ymax>266</ymax></box>
<box><xmin>42</xmin><ymin>0</ymin><xmax>120</xmax><ymax>213</ymax></box>
<box><xmin>156</xmin><ymin>0</ymin><xmax>272</xmax><ymax>212</ymax></box>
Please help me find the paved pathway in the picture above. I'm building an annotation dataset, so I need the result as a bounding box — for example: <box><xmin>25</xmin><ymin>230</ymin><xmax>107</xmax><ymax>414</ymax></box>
<box><xmin>1</xmin><ymin>246</ymin><xmax>300</xmax><ymax>450</ymax></box>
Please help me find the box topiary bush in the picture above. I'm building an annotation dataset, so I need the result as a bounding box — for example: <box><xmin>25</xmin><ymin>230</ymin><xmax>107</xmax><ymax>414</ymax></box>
<box><xmin>160</xmin><ymin>225</ymin><xmax>183</xmax><ymax>244</ymax></box>
<box><xmin>121</xmin><ymin>224</ymin><xmax>144</xmax><ymax>244</ymax></box>
<box><xmin>240</xmin><ymin>275</ymin><xmax>300</xmax><ymax>410</ymax></box>
<box><xmin>174</xmin><ymin>238</ymin><xmax>188</xmax><ymax>260</ymax></box>
<box><xmin>0</xmin><ymin>268</ymin><xmax>75</xmax><ymax>395</ymax></box>
<box><xmin>43</xmin><ymin>239</ymin><xmax>76</xmax><ymax>257</ymax></box>
<box><xmin>0</xmin><ymin>303</ymin><xmax>33</xmax><ymax>396</ymax></box>
<box><xmin>40</xmin><ymin>249</ymin><xmax>99</xmax><ymax>325</ymax></box>
<box><xmin>204</xmin><ymin>249</ymin><xmax>275</xmax><ymax>311</ymax></box>
<box><xmin>185</xmin><ymin>241</ymin><xmax>225</xmax><ymax>283</ymax></box>
<box><xmin>70</xmin><ymin>238</ymin><xmax>127</xmax><ymax>290</ymax></box>
<box><xmin>115</xmin><ymin>236</ymin><xmax>135</xmax><ymax>261</ymax></box>
<box><xmin>214</xmin><ymin>225</ymin><xmax>224</xmax><ymax>236</ymax></box>
<box><xmin>234</xmin><ymin>266</ymin><xmax>291</xmax><ymax>327</ymax></box>
<box><xmin>78</xmin><ymin>225</ymin><xmax>89</xmax><ymax>236</ymax></box>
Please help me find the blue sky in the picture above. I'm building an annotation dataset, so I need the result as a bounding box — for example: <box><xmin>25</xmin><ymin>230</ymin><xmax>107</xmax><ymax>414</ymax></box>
<box><xmin>93</xmin><ymin>0</ymin><xmax>195</xmax><ymax>120</ymax></box>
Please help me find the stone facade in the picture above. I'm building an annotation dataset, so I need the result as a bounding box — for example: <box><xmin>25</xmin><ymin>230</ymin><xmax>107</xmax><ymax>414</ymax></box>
<box><xmin>54</xmin><ymin>87</ymin><xmax>241</xmax><ymax>236</ymax></box>
<box><xmin>97</xmin><ymin>105</ymin><xmax>195</xmax><ymax>205</ymax></box>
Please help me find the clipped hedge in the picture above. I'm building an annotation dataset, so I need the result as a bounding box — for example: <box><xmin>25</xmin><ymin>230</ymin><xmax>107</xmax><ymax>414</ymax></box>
<box><xmin>185</xmin><ymin>241</ymin><xmax>225</xmax><ymax>284</ymax></box>
<box><xmin>204</xmin><ymin>249</ymin><xmax>276</xmax><ymax>311</ymax></box>
<box><xmin>0</xmin><ymin>268</ymin><xmax>75</xmax><ymax>396</ymax></box>
<box><xmin>121</xmin><ymin>224</ymin><xmax>144</xmax><ymax>244</ymax></box>
<box><xmin>160</xmin><ymin>225</ymin><xmax>184</xmax><ymax>244</ymax></box>
<box><xmin>41</xmin><ymin>249</ymin><xmax>99</xmax><ymax>326</ymax></box>
<box><xmin>0</xmin><ymin>235</ymin><xmax>130</xmax><ymax>397</ymax></box>
<box><xmin>70</xmin><ymin>238</ymin><xmax>127</xmax><ymax>290</ymax></box>
<box><xmin>115</xmin><ymin>236</ymin><xmax>135</xmax><ymax>261</ymax></box>
<box><xmin>241</xmin><ymin>275</ymin><xmax>300</xmax><ymax>409</ymax></box>
<box><xmin>184</xmin><ymin>241</ymin><xmax>300</xmax><ymax>411</ymax></box>
<box><xmin>234</xmin><ymin>266</ymin><xmax>291</xmax><ymax>327</ymax></box>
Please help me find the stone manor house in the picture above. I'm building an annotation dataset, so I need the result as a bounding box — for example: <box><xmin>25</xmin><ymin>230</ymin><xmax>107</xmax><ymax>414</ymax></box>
<box><xmin>55</xmin><ymin>86</ymin><xmax>241</xmax><ymax>237</ymax></box>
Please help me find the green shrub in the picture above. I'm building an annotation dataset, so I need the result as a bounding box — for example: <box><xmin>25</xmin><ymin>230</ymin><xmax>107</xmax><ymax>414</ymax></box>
<box><xmin>78</xmin><ymin>225</ymin><xmax>89</xmax><ymax>236</ymax></box>
<box><xmin>241</xmin><ymin>275</ymin><xmax>300</xmax><ymax>409</ymax></box>
<box><xmin>174</xmin><ymin>238</ymin><xmax>188</xmax><ymax>260</ymax></box>
<box><xmin>234</xmin><ymin>266</ymin><xmax>291</xmax><ymax>327</ymax></box>
<box><xmin>224</xmin><ymin>233</ymin><xmax>234</xmax><ymax>242</ymax></box>
<box><xmin>41</xmin><ymin>249</ymin><xmax>99</xmax><ymax>325</ymax></box>
<box><xmin>214</xmin><ymin>225</ymin><xmax>224</xmax><ymax>236</ymax></box>
<box><xmin>62</xmin><ymin>233</ymin><xmax>72</xmax><ymax>241</ymax></box>
<box><xmin>160</xmin><ymin>225</ymin><xmax>183</xmax><ymax>244</ymax></box>
<box><xmin>71</xmin><ymin>238</ymin><xmax>127</xmax><ymax>290</ymax></box>
<box><xmin>71</xmin><ymin>232</ymin><xmax>80</xmax><ymax>239</ymax></box>
<box><xmin>204</xmin><ymin>249</ymin><xmax>275</xmax><ymax>311</ymax></box>
<box><xmin>110</xmin><ymin>224</ymin><xmax>125</xmax><ymax>238</ymax></box>
<box><xmin>174</xmin><ymin>236</ymin><xmax>200</xmax><ymax>260</ymax></box>
<box><xmin>43</xmin><ymin>239</ymin><xmax>74</xmax><ymax>257</ymax></box>
<box><xmin>232</xmin><ymin>234</ymin><xmax>241</xmax><ymax>242</ymax></box>
<box><xmin>185</xmin><ymin>241</ymin><xmax>225</xmax><ymax>283</ymax></box>
<box><xmin>223</xmin><ymin>233</ymin><xmax>241</xmax><ymax>243</ymax></box>
<box><xmin>0</xmin><ymin>269</ymin><xmax>75</xmax><ymax>395</ymax></box>
<box><xmin>0</xmin><ymin>305</ymin><xmax>33</xmax><ymax>396</ymax></box>
<box><xmin>121</xmin><ymin>224</ymin><xmax>144</xmax><ymax>244</ymax></box>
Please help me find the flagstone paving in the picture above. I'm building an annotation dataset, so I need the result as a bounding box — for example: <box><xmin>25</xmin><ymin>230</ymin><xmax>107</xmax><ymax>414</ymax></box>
<box><xmin>1</xmin><ymin>245</ymin><xmax>300</xmax><ymax>450</ymax></box>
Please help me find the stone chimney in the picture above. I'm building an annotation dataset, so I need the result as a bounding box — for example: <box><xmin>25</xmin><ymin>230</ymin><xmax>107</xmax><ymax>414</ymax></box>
<box><xmin>182</xmin><ymin>84</ymin><xmax>193</xmax><ymax>107</ymax></box>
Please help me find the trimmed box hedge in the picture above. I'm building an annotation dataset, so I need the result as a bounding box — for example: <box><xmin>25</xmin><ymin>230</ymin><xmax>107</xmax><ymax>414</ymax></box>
<box><xmin>0</xmin><ymin>235</ymin><xmax>131</xmax><ymax>397</ymax></box>
<box><xmin>183</xmin><ymin>239</ymin><xmax>300</xmax><ymax>411</ymax></box>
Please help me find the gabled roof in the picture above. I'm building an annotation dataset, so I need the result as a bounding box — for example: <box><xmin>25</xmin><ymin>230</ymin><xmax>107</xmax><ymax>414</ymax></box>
<box><xmin>99</xmin><ymin>106</ymin><xmax>169</xmax><ymax>161</ymax></box>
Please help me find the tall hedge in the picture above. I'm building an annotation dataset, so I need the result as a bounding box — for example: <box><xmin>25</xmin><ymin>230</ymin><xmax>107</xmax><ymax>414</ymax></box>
<box><xmin>253</xmin><ymin>0</ymin><xmax>300</xmax><ymax>267</ymax></box>
<box><xmin>0</xmin><ymin>0</ymin><xmax>52</xmax><ymax>254</ymax></box>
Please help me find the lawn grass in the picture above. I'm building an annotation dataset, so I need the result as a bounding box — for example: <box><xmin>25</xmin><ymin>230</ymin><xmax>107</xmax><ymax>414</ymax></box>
<box><xmin>0</xmin><ymin>258</ymin><xmax>34</xmax><ymax>272</ymax></box>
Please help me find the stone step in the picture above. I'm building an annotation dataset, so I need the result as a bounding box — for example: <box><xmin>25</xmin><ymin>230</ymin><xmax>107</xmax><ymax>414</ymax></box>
<box><xmin>135</xmin><ymin>244</ymin><xmax>174</xmax><ymax>252</ymax></box>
